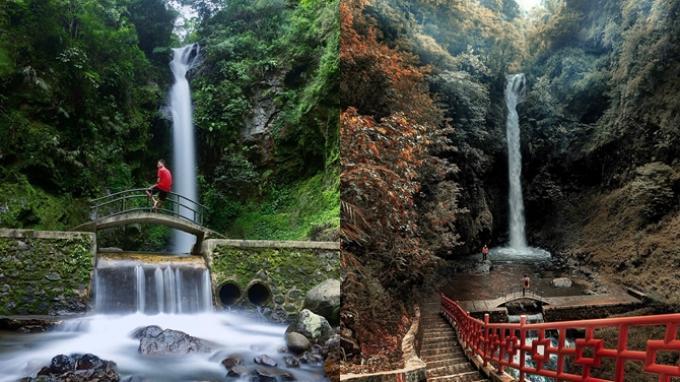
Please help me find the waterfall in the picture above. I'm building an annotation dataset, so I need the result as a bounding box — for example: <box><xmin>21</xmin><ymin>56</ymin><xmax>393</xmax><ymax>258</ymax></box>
<box><xmin>505</xmin><ymin>73</ymin><xmax>527</xmax><ymax>250</ymax></box>
<box><xmin>94</xmin><ymin>259</ymin><xmax>212</xmax><ymax>314</ymax></box>
<box><xmin>169</xmin><ymin>44</ymin><xmax>199</xmax><ymax>253</ymax></box>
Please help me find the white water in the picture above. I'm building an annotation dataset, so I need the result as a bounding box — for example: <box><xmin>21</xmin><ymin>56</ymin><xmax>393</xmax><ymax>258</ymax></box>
<box><xmin>169</xmin><ymin>44</ymin><xmax>199</xmax><ymax>254</ymax></box>
<box><xmin>0</xmin><ymin>258</ymin><xmax>326</xmax><ymax>381</ymax></box>
<box><xmin>505</xmin><ymin>73</ymin><xmax>528</xmax><ymax>250</ymax></box>
<box><xmin>0</xmin><ymin>313</ymin><xmax>308</xmax><ymax>382</ymax></box>
<box><xmin>489</xmin><ymin>74</ymin><xmax>550</xmax><ymax>260</ymax></box>
<box><xmin>94</xmin><ymin>259</ymin><xmax>212</xmax><ymax>314</ymax></box>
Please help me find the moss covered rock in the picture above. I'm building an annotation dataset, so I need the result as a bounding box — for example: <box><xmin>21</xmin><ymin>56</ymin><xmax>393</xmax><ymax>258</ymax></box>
<box><xmin>0</xmin><ymin>229</ymin><xmax>95</xmax><ymax>315</ymax></box>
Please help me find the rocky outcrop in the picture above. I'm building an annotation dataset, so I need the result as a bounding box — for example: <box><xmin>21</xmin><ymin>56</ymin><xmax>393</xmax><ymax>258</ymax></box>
<box><xmin>22</xmin><ymin>354</ymin><xmax>119</xmax><ymax>382</ymax></box>
<box><xmin>286</xmin><ymin>332</ymin><xmax>311</xmax><ymax>354</ymax></box>
<box><xmin>303</xmin><ymin>279</ymin><xmax>340</xmax><ymax>325</ymax></box>
<box><xmin>135</xmin><ymin>326</ymin><xmax>211</xmax><ymax>355</ymax></box>
<box><xmin>285</xmin><ymin>309</ymin><xmax>332</xmax><ymax>345</ymax></box>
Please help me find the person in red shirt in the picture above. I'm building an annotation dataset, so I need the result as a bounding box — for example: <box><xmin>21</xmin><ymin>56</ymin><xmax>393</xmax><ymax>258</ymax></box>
<box><xmin>522</xmin><ymin>274</ymin><xmax>530</xmax><ymax>296</ymax></box>
<box><xmin>481</xmin><ymin>244</ymin><xmax>489</xmax><ymax>261</ymax></box>
<box><xmin>146</xmin><ymin>159</ymin><xmax>172</xmax><ymax>211</ymax></box>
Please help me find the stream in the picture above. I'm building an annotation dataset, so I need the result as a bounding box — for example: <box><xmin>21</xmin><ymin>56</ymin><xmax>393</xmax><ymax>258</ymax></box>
<box><xmin>0</xmin><ymin>257</ymin><xmax>327</xmax><ymax>381</ymax></box>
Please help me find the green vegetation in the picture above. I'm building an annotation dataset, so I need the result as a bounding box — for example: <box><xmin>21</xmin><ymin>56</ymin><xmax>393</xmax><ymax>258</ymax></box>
<box><xmin>214</xmin><ymin>172</ymin><xmax>339</xmax><ymax>240</ymax></box>
<box><xmin>193</xmin><ymin>0</ymin><xmax>339</xmax><ymax>241</ymax></box>
<box><xmin>0</xmin><ymin>0</ymin><xmax>339</xmax><ymax>244</ymax></box>
<box><xmin>0</xmin><ymin>0</ymin><xmax>175</xmax><ymax>229</ymax></box>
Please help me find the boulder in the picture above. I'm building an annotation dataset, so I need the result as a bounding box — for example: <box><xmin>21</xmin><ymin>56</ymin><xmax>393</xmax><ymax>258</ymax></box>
<box><xmin>227</xmin><ymin>365</ymin><xmax>249</xmax><ymax>378</ymax></box>
<box><xmin>285</xmin><ymin>332</ymin><xmax>311</xmax><ymax>354</ymax></box>
<box><xmin>44</xmin><ymin>354</ymin><xmax>75</xmax><ymax>374</ymax></box>
<box><xmin>137</xmin><ymin>328</ymin><xmax>211</xmax><ymax>355</ymax></box>
<box><xmin>551</xmin><ymin>277</ymin><xmax>573</xmax><ymax>288</ymax></box>
<box><xmin>130</xmin><ymin>325</ymin><xmax>163</xmax><ymax>339</ymax></box>
<box><xmin>322</xmin><ymin>334</ymin><xmax>341</xmax><ymax>358</ymax></box>
<box><xmin>303</xmin><ymin>279</ymin><xmax>340</xmax><ymax>325</ymax></box>
<box><xmin>286</xmin><ymin>309</ymin><xmax>332</xmax><ymax>345</ymax></box>
<box><xmin>27</xmin><ymin>354</ymin><xmax>119</xmax><ymax>382</ymax></box>
<box><xmin>252</xmin><ymin>366</ymin><xmax>296</xmax><ymax>381</ymax></box>
<box><xmin>221</xmin><ymin>354</ymin><xmax>243</xmax><ymax>369</ymax></box>
<box><xmin>283</xmin><ymin>355</ymin><xmax>300</xmax><ymax>368</ymax></box>
<box><xmin>253</xmin><ymin>354</ymin><xmax>277</xmax><ymax>367</ymax></box>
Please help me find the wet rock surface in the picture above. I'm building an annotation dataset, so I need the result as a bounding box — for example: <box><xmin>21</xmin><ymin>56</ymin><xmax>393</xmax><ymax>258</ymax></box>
<box><xmin>130</xmin><ymin>325</ymin><xmax>162</xmax><ymax>339</ymax></box>
<box><xmin>254</xmin><ymin>354</ymin><xmax>278</xmax><ymax>367</ymax></box>
<box><xmin>21</xmin><ymin>353</ymin><xmax>119</xmax><ymax>382</ymax></box>
<box><xmin>135</xmin><ymin>326</ymin><xmax>211</xmax><ymax>355</ymax></box>
<box><xmin>285</xmin><ymin>332</ymin><xmax>311</xmax><ymax>354</ymax></box>
<box><xmin>285</xmin><ymin>309</ymin><xmax>332</xmax><ymax>345</ymax></box>
<box><xmin>303</xmin><ymin>279</ymin><xmax>340</xmax><ymax>325</ymax></box>
<box><xmin>252</xmin><ymin>366</ymin><xmax>296</xmax><ymax>381</ymax></box>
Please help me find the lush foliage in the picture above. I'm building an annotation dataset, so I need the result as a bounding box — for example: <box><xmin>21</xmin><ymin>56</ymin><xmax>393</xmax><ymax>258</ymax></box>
<box><xmin>340</xmin><ymin>0</ymin><xmax>461</xmax><ymax>369</ymax></box>
<box><xmin>0</xmin><ymin>0</ymin><xmax>175</xmax><ymax>229</ymax></box>
<box><xmin>0</xmin><ymin>0</ymin><xmax>339</xmax><ymax>244</ymax></box>
<box><xmin>192</xmin><ymin>0</ymin><xmax>340</xmax><ymax>240</ymax></box>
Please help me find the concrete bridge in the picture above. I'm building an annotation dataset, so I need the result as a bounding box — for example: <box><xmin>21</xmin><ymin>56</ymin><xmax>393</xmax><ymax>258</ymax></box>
<box><xmin>458</xmin><ymin>290</ymin><xmax>642</xmax><ymax>322</ymax></box>
<box><xmin>71</xmin><ymin>188</ymin><xmax>219</xmax><ymax>254</ymax></box>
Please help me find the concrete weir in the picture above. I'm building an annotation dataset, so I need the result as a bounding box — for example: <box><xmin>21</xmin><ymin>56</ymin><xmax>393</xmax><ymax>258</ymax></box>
<box><xmin>201</xmin><ymin>239</ymin><xmax>340</xmax><ymax>320</ymax></box>
<box><xmin>0</xmin><ymin>229</ymin><xmax>340</xmax><ymax>318</ymax></box>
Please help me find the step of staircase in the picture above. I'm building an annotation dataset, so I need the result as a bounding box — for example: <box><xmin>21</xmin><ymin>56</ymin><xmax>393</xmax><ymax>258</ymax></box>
<box><xmin>419</xmin><ymin>300</ymin><xmax>487</xmax><ymax>382</ymax></box>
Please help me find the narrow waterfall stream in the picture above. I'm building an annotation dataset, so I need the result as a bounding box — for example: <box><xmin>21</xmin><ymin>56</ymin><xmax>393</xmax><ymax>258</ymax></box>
<box><xmin>505</xmin><ymin>73</ymin><xmax>528</xmax><ymax>250</ymax></box>
<box><xmin>169</xmin><ymin>44</ymin><xmax>200</xmax><ymax>254</ymax></box>
<box><xmin>491</xmin><ymin>74</ymin><xmax>550</xmax><ymax>261</ymax></box>
<box><xmin>0</xmin><ymin>255</ymin><xmax>326</xmax><ymax>381</ymax></box>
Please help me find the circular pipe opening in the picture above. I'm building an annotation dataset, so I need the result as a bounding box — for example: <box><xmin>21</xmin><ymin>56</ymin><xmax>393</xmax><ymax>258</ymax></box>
<box><xmin>246</xmin><ymin>282</ymin><xmax>271</xmax><ymax>306</ymax></box>
<box><xmin>218</xmin><ymin>282</ymin><xmax>241</xmax><ymax>306</ymax></box>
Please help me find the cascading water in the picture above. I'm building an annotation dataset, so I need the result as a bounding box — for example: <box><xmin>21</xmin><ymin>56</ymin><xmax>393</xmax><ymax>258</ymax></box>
<box><xmin>0</xmin><ymin>254</ymin><xmax>326</xmax><ymax>381</ymax></box>
<box><xmin>505</xmin><ymin>73</ymin><xmax>527</xmax><ymax>250</ymax></box>
<box><xmin>489</xmin><ymin>74</ymin><xmax>550</xmax><ymax>261</ymax></box>
<box><xmin>94</xmin><ymin>258</ymin><xmax>212</xmax><ymax>314</ymax></box>
<box><xmin>169</xmin><ymin>44</ymin><xmax>199</xmax><ymax>254</ymax></box>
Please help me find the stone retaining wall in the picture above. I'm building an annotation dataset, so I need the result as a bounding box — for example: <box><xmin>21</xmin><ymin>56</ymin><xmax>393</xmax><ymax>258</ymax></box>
<box><xmin>202</xmin><ymin>239</ymin><xmax>340</xmax><ymax>321</ymax></box>
<box><xmin>0</xmin><ymin>229</ymin><xmax>96</xmax><ymax>315</ymax></box>
<box><xmin>542</xmin><ymin>302</ymin><xmax>643</xmax><ymax>322</ymax></box>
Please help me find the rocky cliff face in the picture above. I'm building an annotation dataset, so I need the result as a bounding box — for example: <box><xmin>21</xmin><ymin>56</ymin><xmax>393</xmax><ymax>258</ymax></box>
<box><xmin>518</xmin><ymin>0</ymin><xmax>680</xmax><ymax>304</ymax></box>
<box><xmin>365</xmin><ymin>1</ymin><xmax>680</xmax><ymax>298</ymax></box>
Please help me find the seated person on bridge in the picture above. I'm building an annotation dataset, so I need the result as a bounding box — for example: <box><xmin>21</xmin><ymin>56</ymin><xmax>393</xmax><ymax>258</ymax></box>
<box><xmin>146</xmin><ymin>159</ymin><xmax>173</xmax><ymax>211</ymax></box>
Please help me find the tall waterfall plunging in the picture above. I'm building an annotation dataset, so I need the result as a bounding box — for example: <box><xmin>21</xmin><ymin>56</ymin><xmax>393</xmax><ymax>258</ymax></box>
<box><xmin>488</xmin><ymin>74</ymin><xmax>550</xmax><ymax>261</ymax></box>
<box><xmin>169</xmin><ymin>44</ymin><xmax>199</xmax><ymax>253</ymax></box>
<box><xmin>505</xmin><ymin>73</ymin><xmax>527</xmax><ymax>250</ymax></box>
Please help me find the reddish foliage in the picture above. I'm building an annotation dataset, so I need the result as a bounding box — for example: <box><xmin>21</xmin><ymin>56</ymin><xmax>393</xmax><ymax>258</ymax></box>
<box><xmin>339</xmin><ymin>0</ymin><xmax>462</xmax><ymax>372</ymax></box>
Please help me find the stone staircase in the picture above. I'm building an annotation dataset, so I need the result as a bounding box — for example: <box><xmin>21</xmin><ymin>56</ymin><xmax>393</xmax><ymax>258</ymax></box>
<box><xmin>420</xmin><ymin>302</ymin><xmax>488</xmax><ymax>382</ymax></box>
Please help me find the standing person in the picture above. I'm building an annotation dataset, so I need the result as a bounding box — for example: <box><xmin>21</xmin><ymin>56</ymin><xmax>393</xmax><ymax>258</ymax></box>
<box><xmin>481</xmin><ymin>244</ymin><xmax>489</xmax><ymax>261</ymax></box>
<box><xmin>522</xmin><ymin>274</ymin><xmax>530</xmax><ymax>296</ymax></box>
<box><xmin>146</xmin><ymin>159</ymin><xmax>172</xmax><ymax>211</ymax></box>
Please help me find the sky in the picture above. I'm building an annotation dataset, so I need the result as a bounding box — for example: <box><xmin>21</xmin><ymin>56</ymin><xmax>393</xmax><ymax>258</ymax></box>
<box><xmin>516</xmin><ymin>0</ymin><xmax>543</xmax><ymax>11</ymax></box>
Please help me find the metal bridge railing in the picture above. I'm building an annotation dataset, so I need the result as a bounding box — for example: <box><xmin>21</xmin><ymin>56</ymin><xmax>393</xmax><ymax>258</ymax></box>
<box><xmin>441</xmin><ymin>292</ymin><xmax>680</xmax><ymax>382</ymax></box>
<box><xmin>89</xmin><ymin>188</ymin><xmax>207</xmax><ymax>226</ymax></box>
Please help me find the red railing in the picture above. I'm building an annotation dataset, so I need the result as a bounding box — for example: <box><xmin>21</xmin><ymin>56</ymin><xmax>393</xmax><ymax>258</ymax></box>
<box><xmin>440</xmin><ymin>293</ymin><xmax>680</xmax><ymax>382</ymax></box>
